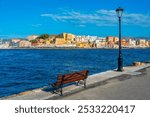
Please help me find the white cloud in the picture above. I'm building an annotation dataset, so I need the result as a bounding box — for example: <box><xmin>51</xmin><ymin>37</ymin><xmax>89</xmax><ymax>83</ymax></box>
<box><xmin>123</xmin><ymin>13</ymin><xmax>150</xmax><ymax>27</ymax></box>
<box><xmin>41</xmin><ymin>9</ymin><xmax>150</xmax><ymax>27</ymax></box>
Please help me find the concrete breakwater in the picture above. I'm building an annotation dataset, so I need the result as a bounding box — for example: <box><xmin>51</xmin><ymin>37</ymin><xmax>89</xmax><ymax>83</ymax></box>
<box><xmin>1</xmin><ymin>62</ymin><xmax>150</xmax><ymax>100</ymax></box>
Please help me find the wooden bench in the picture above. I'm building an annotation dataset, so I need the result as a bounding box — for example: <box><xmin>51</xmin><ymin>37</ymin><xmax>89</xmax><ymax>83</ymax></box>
<box><xmin>50</xmin><ymin>70</ymin><xmax>89</xmax><ymax>95</ymax></box>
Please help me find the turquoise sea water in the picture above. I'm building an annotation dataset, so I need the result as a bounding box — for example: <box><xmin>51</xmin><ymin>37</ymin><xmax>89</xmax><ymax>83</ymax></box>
<box><xmin>0</xmin><ymin>49</ymin><xmax>150</xmax><ymax>98</ymax></box>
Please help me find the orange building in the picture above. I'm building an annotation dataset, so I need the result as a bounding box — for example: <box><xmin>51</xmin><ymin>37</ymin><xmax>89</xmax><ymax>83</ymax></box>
<box><xmin>121</xmin><ymin>39</ymin><xmax>128</xmax><ymax>46</ymax></box>
<box><xmin>149</xmin><ymin>41</ymin><xmax>150</xmax><ymax>46</ymax></box>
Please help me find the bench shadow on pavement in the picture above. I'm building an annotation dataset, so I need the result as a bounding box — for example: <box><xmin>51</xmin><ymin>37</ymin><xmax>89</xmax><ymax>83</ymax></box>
<box><xmin>41</xmin><ymin>82</ymin><xmax>77</xmax><ymax>95</ymax></box>
<box><xmin>41</xmin><ymin>72</ymin><xmax>144</xmax><ymax>98</ymax></box>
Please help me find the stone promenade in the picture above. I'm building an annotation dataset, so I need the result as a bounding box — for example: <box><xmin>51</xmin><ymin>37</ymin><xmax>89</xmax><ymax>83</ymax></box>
<box><xmin>59</xmin><ymin>66</ymin><xmax>150</xmax><ymax>100</ymax></box>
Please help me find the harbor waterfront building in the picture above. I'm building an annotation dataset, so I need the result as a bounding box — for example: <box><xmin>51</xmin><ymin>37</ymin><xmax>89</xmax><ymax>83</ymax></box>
<box><xmin>128</xmin><ymin>39</ymin><xmax>136</xmax><ymax>47</ymax></box>
<box><xmin>19</xmin><ymin>40</ymin><xmax>32</xmax><ymax>48</ymax></box>
<box><xmin>54</xmin><ymin>33</ymin><xmax>76</xmax><ymax>46</ymax></box>
<box><xmin>106</xmin><ymin>36</ymin><xmax>114</xmax><ymax>42</ymax></box>
<box><xmin>136</xmin><ymin>39</ymin><xmax>147</xmax><ymax>47</ymax></box>
<box><xmin>0</xmin><ymin>33</ymin><xmax>150</xmax><ymax>48</ymax></box>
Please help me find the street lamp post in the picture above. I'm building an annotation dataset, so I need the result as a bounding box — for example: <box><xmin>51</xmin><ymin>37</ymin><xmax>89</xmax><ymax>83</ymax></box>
<box><xmin>116</xmin><ymin>7</ymin><xmax>124</xmax><ymax>71</ymax></box>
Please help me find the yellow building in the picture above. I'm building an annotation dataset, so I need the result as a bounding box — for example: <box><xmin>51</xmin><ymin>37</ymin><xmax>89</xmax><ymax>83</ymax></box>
<box><xmin>67</xmin><ymin>33</ymin><xmax>75</xmax><ymax>43</ymax></box>
<box><xmin>55</xmin><ymin>38</ymin><xmax>66</xmax><ymax>45</ymax></box>
<box><xmin>54</xmin><ymin>33</ymin><xmax>75</xmax><ymax>45</ymax></box>
<box><xmin>45</xmin><ymin>40</ymin><xmax>51</xmax><ymax>45</ymax></box>
<box><xmin>62</xmin><ymin>33</ymin><xmax>75</xmax><ymax>43</ymax></box>
<box><xmin>113</xmin><ymin>37</ymin><xmax>119</xmax><ymax>43</ymax></box>
<box><xmin>76</xmin><ymin>42</ymin><xmax>90</xmax><ymax>48</ymax></box>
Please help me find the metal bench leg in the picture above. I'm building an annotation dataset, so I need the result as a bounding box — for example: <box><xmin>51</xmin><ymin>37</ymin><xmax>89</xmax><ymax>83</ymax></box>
<box><xmin>84</xmin><ymin>79</ymin><xmax>86</xmax><ymax>88</ymax></box>
<box><xmin>60</xmin><ymin>85</ymin><xmax>63</xmax><ymax>96</ymax></box>
<box><xmin>50</xmin><ymin>84</ymin><xmax>58</xmax><ymax>94</ymax></box>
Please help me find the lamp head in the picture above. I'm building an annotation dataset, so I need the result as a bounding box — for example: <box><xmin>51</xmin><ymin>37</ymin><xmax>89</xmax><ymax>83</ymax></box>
<box><xmin>116</xmin><ymin>7</ymin><xmax>124</xmax><ymax>18</ymax></box>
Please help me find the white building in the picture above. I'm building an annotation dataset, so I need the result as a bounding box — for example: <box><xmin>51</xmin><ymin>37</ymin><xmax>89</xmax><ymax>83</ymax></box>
<box><xmin>75</xmin><ymin>36</ymin><xmax>88</xmax><ymax>42</ymax></box>
<box><xmin>128</xmin><ymin>39</ymin><xmax>136</xmax><ymax>47</ymax></box>
<box><xmin>136</xmin><ymin>39</ymin><xmax>146</xmax><ymax>47</ymax></box>
<box><xmin>75</xmin><ymin>35</ymin><xmax>98</xmax><ymax>43</ymax></box>
<box><xmin>0</xmin><ymin>40</ymin><xmax>10</xmax><ymax>48</ymax></box>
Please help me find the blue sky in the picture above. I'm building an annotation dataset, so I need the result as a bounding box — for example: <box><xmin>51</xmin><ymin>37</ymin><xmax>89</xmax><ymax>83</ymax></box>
<box><xmin>0</xmin><ymin>0</ymin><xmax>150</xmax><ymax>38</ymax></box>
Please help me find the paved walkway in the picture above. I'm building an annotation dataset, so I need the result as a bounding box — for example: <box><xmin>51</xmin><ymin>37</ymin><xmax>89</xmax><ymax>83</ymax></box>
<box><xmin>59</xmin><ymin>67</ymin><xmax>150</xmax><ymax>100</ymax></box>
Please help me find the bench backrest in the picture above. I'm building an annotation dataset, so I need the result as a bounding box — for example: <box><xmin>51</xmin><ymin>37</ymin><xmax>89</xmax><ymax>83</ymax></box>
<box><xmin>55</xmin><ymin>70</ymin><xmax>89</xmax><ymax>86</ymax></box>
